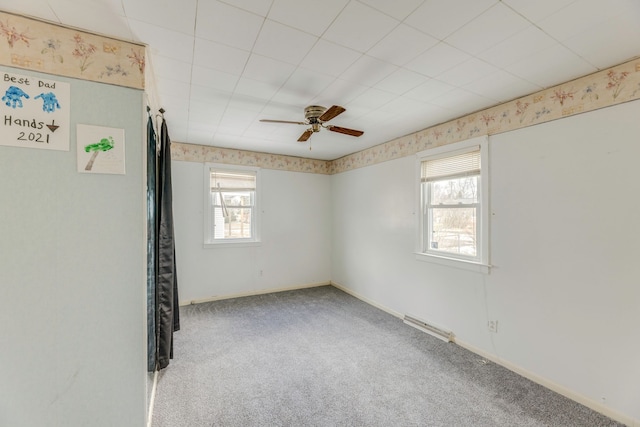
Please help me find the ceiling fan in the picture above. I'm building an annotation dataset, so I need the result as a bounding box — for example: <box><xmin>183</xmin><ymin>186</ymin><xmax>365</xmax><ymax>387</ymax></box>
<box><xmin>260</xmin><ymin>105</ymin><xmax>364</xmax><ymax>142</ymax></box>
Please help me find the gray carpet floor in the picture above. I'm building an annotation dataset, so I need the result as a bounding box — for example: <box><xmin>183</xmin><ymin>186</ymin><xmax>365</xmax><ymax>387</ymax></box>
<box><xmin>151</xmin><ymin>285</ymin><xmax>623</xmax><ymax>427</ymax></box>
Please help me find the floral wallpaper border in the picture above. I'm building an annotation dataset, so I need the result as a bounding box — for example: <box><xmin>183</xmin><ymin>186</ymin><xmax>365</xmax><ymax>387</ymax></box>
<box><xmin>0</xmin><ymin>11</ymin><xmax>145</xmax><ymax>90</ymax></box>
<box><xmin>173</xmin><ymin>57</ymin><xmax>640</xmax><ymax>175</ymax></box>
<box><xmin>330</xmin><ymin>57</ymin><xmax>640</xmax><ymax>174</ymax></box>
<box><xmin>172</xmin><ymin>143</ymin><xmax>332</xmax><ymax>175</ymax></box>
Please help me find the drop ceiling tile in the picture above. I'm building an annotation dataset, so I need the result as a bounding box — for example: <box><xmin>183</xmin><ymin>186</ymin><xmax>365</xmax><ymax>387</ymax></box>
<box><xmin>341</xmin><ymin>104</ymin><xmax>376</xmax><ymax>120</ymax></box>
<box><xmin>538</xmin><ymin>0</ymin><xmax>636</xmax><ymax>41</ymax></box>
<box><xmin>268</xmin><ymin>0</ymin><xmax>348</xmax><ymax>37</ymax></box>
<box><xmin>259</xmin><ymin>103</ymin><xmax>302</xmax><ymax>119</ymax></box>
<box><xmin>219</xmin><ymin>107</ymin><xmax>257</xmax><ymax>129</ymax></box>
<box><xmin>167</xmin><ymin>123</ymin><xmax>189</xmax><ymax>137</ymax></box>
<box><xmin>253</xmin><ymin>20</ymin><xmax>318</xmax><ymax>65</ymax></box>
<box><xmin>242</xmin><ymin>54</ymin><xmax>296</xmax><ymax>86</ymax></box>
<box><xmin>367</xmin><ymin>24</ymin><xmax>439</xmax><ymax>67</ymax></box>
<box><xmin>413</xmin><ymin>103</ymin><xmax>455</xmax><ymax>125</ymax></box>
<box><xmin>271</xmin><ymin>68</ymin><xmax>335</xmax><ymax>105</ymax></box>
<box><xmin>477</xmin><ymin>26</ymin><xmax>558</xmax><ymax>69</ymax></box>
<box><xmin>502</xmin><ymin>0</ymin><xmax>576</xmax><ymax>23</ymax></box>
<box><xmin>0</xmin><ymin>0</ymin><xmax>58</xmax><ymax>22</ymax></box>
<box><xmin>383</xmin><ymin>106</ymin><xmax>445</xmax><ymax>133</ymax></box>
<box><xmin>169</xmin><ymin>127</ymin><xmax>189</xmax><ymax>143</ymax></box>
<box><xmin>188</xmin><ymin>96</ymin><xmax>226</xmax><ymax>123</ymax></box>
<box><xmin>358</xmin><ymin>0</ymin><xmax>425</xmax><ymax>21</ymax></box>
<box><xmin>405</xmin><ymin>42</ymin><xmax>471</xmax><ymax>78</ymax></box>
<box><xmin>405</xmin><ymin>0</ymin><xmax>497</xmax><ymax>40</ymax></box>
<box><xmin>48</xmin><ymin>0</ymin><xmax>134</xmax><ymax>40</ymax></box>
<box><xmin>129</xmin><ymin>19</ymin><xmax>194</xmax><ymax>62</ymax></box>
<box><xmin>378</xmin><ymin>95</ymin><xmax>430</xmax><ymax>115</ymax></box>
<box><xmin>228</xmin><ymin>94</ymin><xmax>267</xmax><ymax>112</ymax></box>
<box><xmin>195</xmin><ymin>0</ymin><xmax>263</xmax><ymax>50</ymax></box>
<box><xmin>155</xmin><ymin>76</ymin><xmax>192</xmax><ymax>101</ymax></box>
<box><xmin>348</xmin><ymin>87</ymin><xmax>397</xmax><ymax>109</ymax></box>
<box><xmin>464</xmin><ymin>70</ymin><xmax>541</xmax><ymax>102</ymax></box>
<box><xmin>189</xmin><ymin>86</ymin><xmax>231</xmax><ymax>107</ymax></box>
<box><xmin>299</xmin><ymin>40</ymin><xmax>361</xmax><ymax>77</ymax></box>
<box><xmin>193</xmin><ymin>38</ymin><xmax>249</xmax><ymax>75</ymax></box>
<box><xmin>323</xmin><ymin>1</ymin><xmax>399</xmax><ymax>53</ymax></box>
<box><xmin>102</xmin><ymin>0</ymin><xmax>128</xmax><ymax>15</ymax></box>
<box><xmin>445</xmin><ymin>2</ymin><xmax>531</xmax><ymax>55</ymax></box>
<box><xmin>221</xmin><ymin>0</ymin><xmax>272</xmax><ymax>16</ymax></box>
<box><xmin>151</xmin><ymin>54</ymin><xmax>192</xmax><ymax>83</ymax></box>
<box><xmin>234</xmin><ymin>77</ymin><xmax>280</xmax><ymax>100</ymax></box>
<box><xmin>186</xmin><ymin>130</ymin><xmax>214</xmax><ymax>146</ymax></box>
<box><xmin>340</xmin><ymin>55</ymin><xmax>398</xmax><ymax>87</ymax></box>
<box><xmin>436</xmin><ymin>57</ymin><xmax>499</xmax><ymax>87</ymax></box>
<box><xmin>375</xmin><ymin>68</ymin><xmax>429</xmax><ymax>95</ymax></box>
<box><xmin>158</xmin><ymin>95</ymin><xmax>190</xmax><ymax>119</ymax></box>
<box><xmin>245</xmin><ymin>120</ymin><xmax>279</xmax><ymax>136</ymax></box>
<box><xmin>191</xmin><ymin>65</ymin><xmax>239</xmax><ymax>93</ymax></box>
<box><xmin>187</xmin><ymin>121</ymin><xmax>217</xmax><ymax>135</ymax></box>
<box><xmin>404</xmin><ymin>78</ymin><xmax>456</xmax><ymax>102</ymax></box>
<box><xmin>211</xmin><ymin>133</ymin><xmax>242</xmax><ymax>147</ymax></box>
<box><xmin>121</xmin><ymin>0</ymin><xmax>197</xmax><ymax>35</ymax></box>
<box><xmin>506</xmin><ymin>44</ymin><xmax>597</xmax><ymax>88</ymax></box>
<box><xmin>161</xmin><ymin>109</ymin><xmax>192</xmax><ymax>134</ymax></box>
<box><xmin>312</xmin><ymin>79</ymin><xmax>370</xmax><ymax>106</ymax></box>
<box><xmin>562</xmin><ymin>13</ymin><xmax>640</xmax><ymax>69</ymax></box>
<box><xmin>430</xmin><ymin>88</ymin><xmax>495</xmax><ymax>114</ymax></box>
<box><xmin>270</xmin><ymin>125</ymin><xmax>308</xmax><ymax>142</ymax></box>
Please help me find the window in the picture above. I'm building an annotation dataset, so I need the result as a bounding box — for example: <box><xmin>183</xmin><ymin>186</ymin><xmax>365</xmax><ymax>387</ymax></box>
<box><xmin>416</xmin><ymin>136</ymin><xmax>489</xmax><ymax>271</ymax></box>
<box><xmin>204</xmin><ymin>164</ymin><xmax>260</xmax><ymax>246</ymax></box>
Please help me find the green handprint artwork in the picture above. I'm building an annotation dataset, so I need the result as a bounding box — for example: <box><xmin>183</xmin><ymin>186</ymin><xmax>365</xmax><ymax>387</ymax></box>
<box><xmin>84</xmin><ymin>136</ymin><xmax>114</xmax><ymax>171</ymax></box>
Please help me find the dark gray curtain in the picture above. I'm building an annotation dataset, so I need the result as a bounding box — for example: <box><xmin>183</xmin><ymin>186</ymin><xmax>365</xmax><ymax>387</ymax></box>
<box><xmin>156</xmin><ymin>117</ymin><xmax>180</xmax><ymax>370</ymax></box>
<box><xmin>146</xmin><ymin>113</ymin><xmax>157</xmax><ymax>372</ymax></box>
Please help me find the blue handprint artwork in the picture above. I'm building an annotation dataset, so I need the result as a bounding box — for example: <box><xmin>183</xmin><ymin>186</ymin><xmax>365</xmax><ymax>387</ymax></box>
<box><xmin>2</xmin><ymin>86</ymin><xmax>30</xmax><ymax>108</ymax></box>
<box><xmin>35</xmin><ymin>92</ymin><xmax>61</xmax><ymax>113</ymax></box>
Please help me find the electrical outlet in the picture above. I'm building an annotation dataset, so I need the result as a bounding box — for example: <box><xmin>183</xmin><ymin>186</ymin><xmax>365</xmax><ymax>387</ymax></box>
<box><xmin>487</xmin><ymin>320</ymin><xmax>498</xmax><ymax>333</ymax></box>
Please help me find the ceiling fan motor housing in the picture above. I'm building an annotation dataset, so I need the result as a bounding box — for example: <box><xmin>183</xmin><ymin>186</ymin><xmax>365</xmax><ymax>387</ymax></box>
<box><xmin>304</xmin><ymin>105</ymin><xmax>327</xmax><ymax>123</ymax></box>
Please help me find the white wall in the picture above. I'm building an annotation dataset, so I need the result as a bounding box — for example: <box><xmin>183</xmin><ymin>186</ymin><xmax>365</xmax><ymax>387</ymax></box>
<box><xmin>331</xmin><ymin>100</ymin><xmax>640</xmax><ymax>425</ymax></box>
<box><xmin>172</xmin><ymin>161</ymin><xmax>332</xmax><ymax>303</ymax></box>
<box><xmin>0</xmin><ymin>67</ymin><xmax>146</xmax><ymax>426</ymax></box>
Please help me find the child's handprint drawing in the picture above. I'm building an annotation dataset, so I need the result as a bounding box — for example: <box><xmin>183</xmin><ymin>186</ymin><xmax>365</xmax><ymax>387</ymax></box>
<box><xmin>2</xmin><ymin>86</ymin><xmax>29</xmax><ymax>108</ymax></box>
<box><xmin>34</xmin><ymin>92</ymin><xmax>61</xmax><ymax>112</ymax></box>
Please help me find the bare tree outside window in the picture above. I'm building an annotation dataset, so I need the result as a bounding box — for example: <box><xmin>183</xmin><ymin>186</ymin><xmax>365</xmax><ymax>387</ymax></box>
<box><xmin>429</xmin><ymin>176</ymin><xmax>478</xmax><ymax>256</ymax></box>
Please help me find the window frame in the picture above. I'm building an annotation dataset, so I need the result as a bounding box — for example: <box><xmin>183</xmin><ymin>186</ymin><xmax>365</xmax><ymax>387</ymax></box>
<box><xmin>415</xmin><ymin>136</ymin><xmax>490</xmax><ymax>273</ymax></box>
<box><xmin>203</xmin><ymin>163</ymin><xmax>261</xmax><ymax>248</ymax></box>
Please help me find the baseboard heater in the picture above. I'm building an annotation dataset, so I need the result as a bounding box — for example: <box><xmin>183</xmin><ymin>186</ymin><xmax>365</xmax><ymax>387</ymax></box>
<box><xmin>403</xmin><ymin>314</ymin><xmax>454</xmax><ymax>343</ymax></box>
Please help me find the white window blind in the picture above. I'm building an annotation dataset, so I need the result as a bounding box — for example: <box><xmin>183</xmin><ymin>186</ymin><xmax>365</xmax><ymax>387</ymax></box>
<box><xmin>210</xmin><ymin>171</ymin><xmax>256</xmax><ymax>191</ymax></box>
<box><xmin>421</xmin><ymin>148</ymin><xmax>480</xmax><ymax>182</ymax></box>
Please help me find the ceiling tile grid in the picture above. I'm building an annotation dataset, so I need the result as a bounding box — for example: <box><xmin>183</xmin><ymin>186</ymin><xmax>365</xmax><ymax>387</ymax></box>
<box><xmin>1</xmin><ymin>0</ymin><xmax>638</xmax><ymax>160</ymax></box>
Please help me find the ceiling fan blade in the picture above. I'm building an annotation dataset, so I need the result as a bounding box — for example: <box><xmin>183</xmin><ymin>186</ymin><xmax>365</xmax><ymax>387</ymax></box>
<box><xmin>260</xmin><ymin>119</ymin><xmax>307</xmax><ymax>125</ymax></box>
<box><xmin>327</xmin><ymin>125</ymin><xmax>364</xmax><ymax>137</ymax></box>
<box><xmin>318</xmin><ymin>105</ymin><xmax>345</xmax><ymax>122</ymax></box>
<box><xmin>298</xmin><ymin>129</ymin><xmax>313</xmax><ymax>142</ymax></box>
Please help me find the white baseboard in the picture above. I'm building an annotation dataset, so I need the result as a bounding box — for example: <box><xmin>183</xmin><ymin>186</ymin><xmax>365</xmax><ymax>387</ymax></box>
<box><xmin>454</xmin><ymin>339</ymin><xmax>638</xmax><ymax>427</ymax></box>
<box><xmin>330</xmin><ymin>281</ymin><xmax>404</xmax><ymax>319</ymax></box>
<box><xmin>179</xmin><ymin>281</ymin><xmax>331</xmax><ymax>306</ymax></box>
<box><xmin>330</xmin><ymin>281</ymin><xmax>638</xmax><ymax>427</ymax></box>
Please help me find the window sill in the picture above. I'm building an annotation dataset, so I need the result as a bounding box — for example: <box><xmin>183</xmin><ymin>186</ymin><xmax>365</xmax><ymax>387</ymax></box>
<box><xmin>204</xmin><ymin>240</ymin><xmax>261</xmax><ymax>249</ymax></box>
<box><xmin>415</xmin><ymin>252</ymin><xmax>490</xmax><ymax>274</ymax></box>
